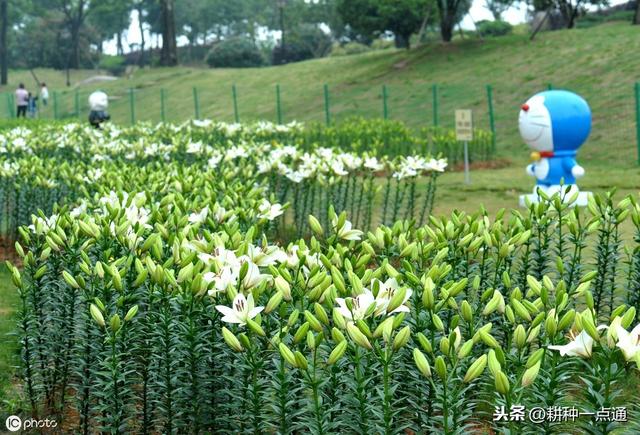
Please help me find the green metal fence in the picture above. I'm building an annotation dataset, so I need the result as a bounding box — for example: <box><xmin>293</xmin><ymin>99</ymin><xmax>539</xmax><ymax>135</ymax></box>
<box><xmin>1</xmin><ymin>81</ymin><xmax>639</xmax><ymax>164</ymax></box>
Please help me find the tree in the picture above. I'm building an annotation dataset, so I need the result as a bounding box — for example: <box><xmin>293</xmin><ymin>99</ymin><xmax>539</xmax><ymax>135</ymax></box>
<box><xmin>531</xmin><ymin>0</ymin><xmax>606</xmax><ymax>29</ymax></box>
<box><xmin>634</xmin><ymin>0</ymin><xmax>639</xmax><ymax>25</ymax></box>
<box><xmin>88</xmin><ymin>0</ymin><xmax>133</xmax><ymax>55</ymax></box>
<box><xmin>0</xmin><ymin>0</ymin><xmax>7</xmax><ymax>84</ymax></box>
<box><xmin>484</xmin><ymin>0</ymin><xmax>513</xmax><ymax>20</ymax></box>
<box><xmin>159</xmin><ymin>0</ymin><xmax>177</xmax><ymax>65</ymax></box>
<box><xmin>435</xmin><ymin>0</ymin><xmax>472</xmax><ymax>42</ymax></box>
<box><xmin>337</xmin><ymin>0</ymin><xmax>432</xmax><ymax>48</ymax></box>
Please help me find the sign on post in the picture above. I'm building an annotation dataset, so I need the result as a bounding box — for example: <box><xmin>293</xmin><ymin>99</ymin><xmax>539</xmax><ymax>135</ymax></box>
<box><xmin>455</xmin><ymin>109</ymin><xmax>473</xmax><ymax>184</ymax></box>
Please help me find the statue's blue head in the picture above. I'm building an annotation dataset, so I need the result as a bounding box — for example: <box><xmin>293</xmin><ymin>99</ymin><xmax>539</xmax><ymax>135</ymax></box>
<box><xmin>518</xmin><ymin>90</ymin><xmax>591</xmax><ymax>154</ymax></box>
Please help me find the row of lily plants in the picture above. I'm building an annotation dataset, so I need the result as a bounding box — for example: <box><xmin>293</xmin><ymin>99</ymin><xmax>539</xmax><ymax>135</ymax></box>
<box><xmin>0</xmin><ymin>125</ymin><xmax>446</xmax><ymax>241</ymax></box>
<box><xmin>10</xmin><ymin>184</ymin><xmax>640</xmax><ymax>434</ymax></box>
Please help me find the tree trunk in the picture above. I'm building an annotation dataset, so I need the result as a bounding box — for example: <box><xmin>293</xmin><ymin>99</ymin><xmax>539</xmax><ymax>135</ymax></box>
<box><xmin>440</xmin><ymin>15</ymin><xmax>454</xmax><ymax>42</ymax></box>
<box><xmin>70</xmin><ymin>21</ymin><xmax>81</xmax><ymax>69</ymax></box>
<box><xmin>0</xmin><ymin>0</ymin><xmax>7</xmax><ymax>85</ymax></box>
<box><xmin>138</xmin><ymin>5</ymin><xmax>146</xmax><ymax>66</ymax></box>
<box><xmin>634</xmin><ymin>0</ymin><xmax>640</xmax><ymax>24</ymax></box>
<box><xmin>160</xmin><ymin>0</ymin><xmax>178</xmax><ymax>66</ymax></box>
<box><xmin>117</xmin><ymin>31</ymin><xmax>124</xmax><ymax>55</ymax></box>
<box><xmin>394</xmin><ymin>33</ymin><xmax>410</xmax><ymax>49</ymax></box>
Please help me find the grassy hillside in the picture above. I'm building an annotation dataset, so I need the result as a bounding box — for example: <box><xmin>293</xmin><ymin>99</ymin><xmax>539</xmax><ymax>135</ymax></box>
<box><xmin>1</xmin><ymin>21</ymin><xmax>639</xmax><ymax>168</ymax></box>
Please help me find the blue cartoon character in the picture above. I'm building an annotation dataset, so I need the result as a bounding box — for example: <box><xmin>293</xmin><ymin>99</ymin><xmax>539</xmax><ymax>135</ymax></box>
<box><xmin>518</xmin><ymin>90</ymin><xmax>592</xmax><ymax>205</ymax></box>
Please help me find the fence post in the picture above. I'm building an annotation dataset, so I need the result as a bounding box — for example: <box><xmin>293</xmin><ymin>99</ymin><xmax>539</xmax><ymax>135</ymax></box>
<box><xmin>547</xmin><ymin>83</ymin><xmax>553</xmax><ymax>90</ymax></box>
<box><xmin>74</xmin><ymin>90</ymin><xmax>80</xmax><ymax>118</ymax></box>
<box><xmin>160</xmin><ymin>89</ymin><xmax>166</xmax><ymax>122</ymax></box>
<box><xmin>9</xmin><ymin>94</ymin><xmax>15</xmax><ymax>118</ymax></box>
<box><xmin>432</xmin><ymin>84</ymin><xmax>439</xmax><ymax>127</ymax></box>
<box><xmin>193</xmin><ymin>87</ymin><xmax>200</xmax><ymax>119</ymax></box>
<box><xmin>129</xmin><ymin>88</ymin><xmax>135</xmax><ymax>124</ymax></box>
<box><xmin>276</xmin><ymin>84</ymin><xmax>282</xmax><ymax>124</ymax></box>
<box><xmin>382</xmin><ymin>85</ymin><xmax>388</xmax><ymax>119</ymax></box>
<box><xmin>486</xmin><ymin>85</ymin><xmax>496</xmax><ymax>151</ymax></box>
<box><xmin>53</xmin><ymin>91</ymin><xmax>59</xmax><ymax>119</ymax></box>
<box><xmin>323</xmin><ymin>84</ymin><xmax>330</xmax><ymax>126</ymax></box>
<box><xmin>232</xmin><ymin>84</ymin><xmax>239</xmax><ymax>123</ymax></box>
<box><xmin>635</xmin><ymin>82</ymin><xmax>640</xmax><ymax>165</ymax></box>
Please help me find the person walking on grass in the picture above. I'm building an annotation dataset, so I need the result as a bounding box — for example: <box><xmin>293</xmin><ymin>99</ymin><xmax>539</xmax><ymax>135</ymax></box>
<box><xmin>27</xmin><ymin>93</ymin><xmax>38</xmax><ymax>118</ymax></box>
<box><xmin>40</xmin><ymin>83</ymin><xmax>49</xmax><ymax>106</ymax></box>
<box><xmin>15</xmin><ymin>83</ymin><xmax>28</xmax><ymax>118</ymax></box>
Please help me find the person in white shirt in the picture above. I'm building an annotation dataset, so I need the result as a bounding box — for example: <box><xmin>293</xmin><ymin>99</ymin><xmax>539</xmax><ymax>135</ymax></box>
<box><xmin>15</xmin><ymin>83</ymin><xmax>28</xmax><ymax>118</ymax></box>
<box><xmin>88</xmin><ymin>90</ymin><xmax>110</xmax><ymax>128</ymax></box>
<box><xmin>40</xmin><ymin>83</ymin><xmax>49</xmax><ymax>106</ymax></box>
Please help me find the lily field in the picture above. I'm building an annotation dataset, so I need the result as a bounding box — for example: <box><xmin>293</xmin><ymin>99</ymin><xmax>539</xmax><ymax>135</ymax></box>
<box><xmin>0</xmin><ymin>119</ymin><xmax>638</xmax><ymax>434</ymax></box>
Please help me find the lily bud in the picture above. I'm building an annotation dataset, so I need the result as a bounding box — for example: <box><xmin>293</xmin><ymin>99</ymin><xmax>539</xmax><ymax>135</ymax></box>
<box><xmin>347</xmin><ymin>322</ymin><xmax>372</xmax><ymax>350</ymax></box>
<box><xmin>457</xmin><ymin>339</ymin><xmax>474</xmax><ymax>359</ymax></box>
<box><xmin>495</xmin><ymin>370</ymin><xmax>510</xmax><ymax>394</ymax></box>
<box><xmin>513</xmin><ymin>324</ymin><xmax>526</xmax><ymax>349</ymax></box>
<box><xmin>62</xmin><ymin>270</ymin><xmax>80</xmax><ymax>289</ymax></box>
<box><xmin>435</xmin><ymin>356</ymin><xmax>447</xmax><ymax>380</ymax></box>
<box><xmin>522</xmin><ymin>362</ymin><xmax>541</xmax><ymax>387</ymax></box>
<box><xmin>463</xmin><ymin>354</ymin><xmax>487</xmax><ymax>382</ymax></box>
<box><xmin>386</xmin><ymin>287</ymin><xmax>407</xmax><ymax>314</ymax></box>
<box><xmin>304</xmin><ymin>310</ymin><xmax>324</xmax><ymax>332</ymax></box>
<box><xmin>487</xmin><ymin>349</ymin><xmax>501</xmax><ymax>376</ymax></box>
<box><xmin>90</xmin><ymin>304</ymin><xmax>105</xmax><ymax>327</ymax></box>
<box><xmin>413</xmin><ymin>348</ymin><xmax>431</xmax><ymax>378</ymax></box>
<box><xmin>279</xmin><ymin>343</ymin><xmax>297</xmax><ymax>367</ymax></box>
<box><xmin>416</xmin><ymin>332</ymin><xmax>432</xmax><ymax>353</ymax></box>
<box><xmin>308</xmin><ymin>215</ymin><xmax>324</xmax><ymax>236</ymax></box>
<box><xmin>460</xmin><ymin>300</ymin><xmax>473</xmax><ymax>323</ymax></box>
<box><xmin>327</xmin><ymin>340</ymin><xmax>348</xmax><ymax>365</ymax></box>
<box><xmin>246</xmin><ymin>319</ymin><xmax>266</xmax><ymax>337</ymax></box>
<box><xmin>393</xmin><ymin>326</ymin><xmax>411</xmax><ymax>350</ymax></box>
<box><xmin>222</xmin><ymin>327</ymin><xmax>244</xmax><ymax>352</ymax></box>
<box><xmin>314</xmin><ymin>303</ymin><xmax>330</xmax><ymax>325</ymax></box>
<box><xmin>110</xmin><ymin>314</ymin><xmax>121</xmax><ymax>333</ymax></box>
<box><xmin>124</xmin><ymin>305</ymin><xmax>139</xmax><ymax>322</ymax></box>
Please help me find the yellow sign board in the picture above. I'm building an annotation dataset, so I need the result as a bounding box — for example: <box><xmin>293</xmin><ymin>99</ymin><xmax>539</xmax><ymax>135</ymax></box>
<box><xmin>455</xmin><ymin>110</ymin><xmax>473</xmax><ymax>141</ymax></box>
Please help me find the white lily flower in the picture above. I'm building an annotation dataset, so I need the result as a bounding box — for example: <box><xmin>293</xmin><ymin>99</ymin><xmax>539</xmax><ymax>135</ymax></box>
<box><xmin>188</xmin><ymin>206</ymin><xmax>209</xmax><ymax>224</ymax></box>
<box><xmin>204</xmin><ymin>267</ymin><xmax>239</xmax><ymax>295</ymax></box>
<box><xmin>336</xmin><ymin>289</ymin><xmax>376</xmax><ymax>321</ymax></box>
<box><xmin>333</xmin><ymin>217</ymin><xmax>363</xmax><ymax>241</ymax></box>
<box><xmin>372</xmin><ymin>278</ymin><xmax>412</xmax><ymax>316</ymax></box>
<box><xmin>258</xmin><ymin>200</ymin><xmax>284</xmax><ymax>220</ymax></box>
<box><xmin>548</xmin><ymin>330</ymin><xmax>595</xmax><ymax>358</ymax></box>
<box><xmin>215</xmin><ymin>293</ymin><xmax>264</xmax><ymax>326</ymax></box>
<box><xmin>615</xmin><ymin>323</ymin><xmax>640</xmax><ymax>361</ymax></box>
<box><xmin>242</xmin><ymin>261</ymin><xmax>272</xmax><ymax>289</ymax></box>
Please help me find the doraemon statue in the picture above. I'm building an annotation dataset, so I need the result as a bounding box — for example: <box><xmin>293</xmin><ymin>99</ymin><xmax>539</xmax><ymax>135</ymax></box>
<box><xmin>518</xmin><ymin>90</ymin><xmax>592</xmax><ymax>206</ymax></box>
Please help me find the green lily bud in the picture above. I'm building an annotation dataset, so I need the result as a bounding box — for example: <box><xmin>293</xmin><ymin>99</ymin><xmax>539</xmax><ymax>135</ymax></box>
<box><xmin>622</xmin><ymin>307</ymin><xmax>636</xmax><ymax>329</ymax></box>
<box><xmin>314</xmin><ymin>303</ymin><xmax>330</xmax><ymax>325</ymax></box>
<box><xmin>439</xmin><ymin>337</ymin><xmax>450</xmax><ymax>355</ymax></box>
<box><xmin>238</xmin><ymin>333</ymin><xmax>251</xmax><ymax>349</ymax></box>
<box><xmin>90</xmin><ymin>304</ymin><xmax>105</xmax><ymax>327</ymax></box>
<box><xmin>247</xmin><ymin>319</ymin><xmax>266</xmax><ymax>337</ymax></box>
<box><xmin>110</xmin><ymin>314</ymin><xmax>121</xmax><ymax>333</ymax></box>
<box><xmin>264</xmin><ymin>291</ymin><xmax>284</xmax><ymax>314</ymax></box>
<box><xmin>327</xmin><ymin>340</ymin><xmax>348</xmax><ymax>365</ymax></box>
<box><xmin>287</xmin><ymin>309</ymin><xmax>300</xmax><ymax>327</ymax></box>
<box><xmin>333</xmin><ymin>308</ymin><xmax>347</xmax><ymax>330</ymax></box>
<box><xmin>460</xmin><ymin>300</ymin><xmax>473</xmax><ymax>323</ymax></box>
<box><xmin>463</xmin><ymin>354</ymin><xmax>487</xmax><ymax>383</ymax></box>
<box><xmin>356</xmin><ymin>319</ymin><xmax>373</xmax><ymax>338</ymax></box>
<box><xmin>511</xmin><ymin>299</ymin><xmax>531</xmax><ymax>322</ymax></box>
<box><xmin>222</xmin><ymin>327</ymin><xmax>244</xmax><ymax>352</ymax></box>
<box><xmin>545</xmin><ymin>314</ymin><xmax>557</xmax><ymax>337</ymax></box>
<box><xmin>373</xmin><ymin>317</ymin><xmax>394</xmax><ymax>338</ymax></box>
<box><xmin>413</xmin><ymin>348</ymin><xmax>431</xmax><ymax>378</ymax></box>
<box><xmin>527</xmin><ymin>275</ymin><xmax>541</xmax><ymax>296</ymax></box>
<box><xmin>422</xmin><ymin>278</ymin><xmax>435</xmax><ymax>309</ymax></box>
<box><xmin>62</xmin><ymin>270</ymin><xmax>80</xmax><ymax>289</ymax></box>
<box><xmin>457</xmin><ymin>339</ymin><xmax>474</xmax><ymax>359</ymax></box>
<box><xmin>435</xmin><ymin>356</ymin><xmax>447</xmax><ymax>380</ymax></box>
<box><xmin>393</xmin><ymin>326</ymin><xmax>411</xmax><ymax>350</ymax></box>
<box><xmin>308</xmin><ymin>215</ymin><xmax>324</xmax><ymax>236</ymax></box>
<box><xmin>279</xmin><ymin>343</ymin><xmax>297</xmax><ymax>367</ymax></box>
<box><xmin>331</xmin><ymin>327</ymin><xmax>346</xmax><ymax>343</ymax></box>
<box><xmin>487</xmin><ymin>349</ymin><xmax>501</xmax><ymax>376</ymax></box>
<box><xmin>306</xmin><ymin>331</ymin><xmax>316</xmax><ymax>349</ymax></box>
<box><xmin>513</xmin><ymin>324</ymin><xmax>526</xmax><ymax>349</ymax></box>
<box><xmin>304</xmin><ymin>310</ymin><xmax>324</xmax><ymax>332</ymax></box>
<box><xmin>347</xmin><ymin>322</ymin><xmax>372</xmax><ymax>349</ymax></box>
<box><xmin>124</xmin><ymin>305</ymin><xmax>139</xmax><ymax>322</ymax></box>
<box><xmin>480</xmin><ymin>330</ymin><xmax>499</xmax><ymax>349</ymax></box>
<box><xmin>274</xmin><ymin>276</ymin><xmax>292</xmax><ymax>301</ymax></box>
<box><xmin>522</xmin><ymin>361</ymin><xmax>541</xmax><ymax>387</ymax></box>
<box><xmin>526</xmin><ymin>348</ymin><xmax>545</xmax><ymax>369</ymax></box>
<box><xmin>432</xmin><ymin>314</ymin><xmax>444</xmax><ymax>332</ymax></box>
<box><xmin>495</xmin><ymin>370</ymin><xmax>510</xmax><ymax>394</ymax></box>
<box><xmin>416</xmin><ymin>332</ymin><xmax>433</xmax><ymax>353</ymax></box>
<box><xmin>386</xmin><ymin>287</ymin><xmax>407</xmax><ymax>314</ymax></box>
<box><xmin>482</xmin><ymin>290</ymin><xmax>502</xmax><ymax>316</ymax></box>
<box><xmin>294</xmin><ymin>322</ymin><xmax>310</xmax><ymax>343</ymax></box>
<box><xmin>558</xmin><ymin>309</ymin><xmax>575</xmax><ymax>331</ymax></box>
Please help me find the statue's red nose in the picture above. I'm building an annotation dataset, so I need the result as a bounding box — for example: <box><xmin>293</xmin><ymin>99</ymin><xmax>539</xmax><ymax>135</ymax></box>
<box><xmin>521</xmin><ymin>104</ymin><xmax>530</xmax><ymax>112</ymax></box>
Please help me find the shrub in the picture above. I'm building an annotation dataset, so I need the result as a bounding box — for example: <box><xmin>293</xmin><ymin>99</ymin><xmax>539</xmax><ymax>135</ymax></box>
<box><xmin>206</xmin><ymin>38</ymin><xmax>264</xmax><ymax>68</ymax></box>
<box><xmin>329</xmin><ymin>42</ymin><xmax>371</xmax><ymax>57</ymax></box>
<box><xmin>477</xmin><ymin>20</ymin><xmax>513</xmax><ymax>37</ymax></box>
<box><xmin>99</xmin><ymin>55</ymin><xmax>127</xmax><ymax>76</ymax></box>
<box><xmin>272</xmin><ymin>25</ymin><xmax>332</xmax><ymax>65</ymax></box>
